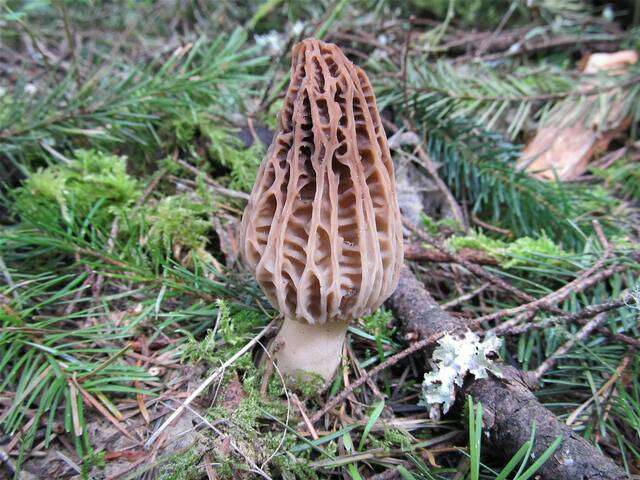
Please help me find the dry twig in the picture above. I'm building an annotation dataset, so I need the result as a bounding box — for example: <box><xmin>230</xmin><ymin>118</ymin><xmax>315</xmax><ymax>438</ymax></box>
<box><xmin>533</xmin><ymin>313</ymin><xmax>609</xmax><ymax>380</ymax></box>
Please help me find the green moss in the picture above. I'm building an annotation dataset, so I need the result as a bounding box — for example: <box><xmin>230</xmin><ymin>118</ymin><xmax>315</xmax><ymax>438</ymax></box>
<box><xmin>447</xmin><ymin>231</ymin><xmax>505</xmax><ymax>254</ymax></box>
<box><xmin>158</xmin><ymin>446</ymin><xmax>203</xmax><ymax>480</ymax></box>
<box><xmin>13</xmin><ymin>150</ymin><xmax>224</xmax><ymax>264</ymax></box>
<box><xmin>181</xmin><ymin>328</ymin><xmax>219</xmax><ymax>364</ymax></box>
<box><xmin>172</xmin><ymin>112</ymin><xmax>198</xmax><ymax>146</ymax></box>
<box><xmin>420</xmin><ymin>214</ymin><xmax>465</xmax><ymax>236</ymax></box>
<box><xmin>143</xmin><ymin>194</ymin><xmax>211</xmax><ymax>252</ymax></box>
<box><xmin>360</xmin><ymin>308</ymin><xmax>396</xmax><ymax>365</ymax></box>
<box><xmin>362</xmin><ymin>308</ymin><xmax>394</xmax><ymax>335</ymax></box>
<box><xmin>384</xmin><ymin>428</ymin><xmax>412</xmax><ymax>450</ymax></box>
<box><xmin>447</xmin><ymin>231</ymin><xmax>572</xmax><ymax>269</ymax></box>
<box><xmin>358</xmin><ymin>426</ymin><xmax>410</xmax><ymax>452</ymax></box>
<box><xmin>269</xmin><ymin>447</ymin><xmax>319</xmax><ymax>480</ymax></box>
<box><xmin>282</xmin><ymin>370</ymin><xmax>326</xmax><ymax>397</ymax></box>
<box><xmin>181</xmin><ymin>301</ymin><xmax>268</xmax><ymax>368</ymax></box>
<box><xmin>14</xmin><ymin>149</ymin><xmax>140</xmax><ymax>228</ymax></box>
<box><xmin>209</xmin><ymin>452</ymin><xmax>235</xmax><ymax>478</ymax></box>
<box><xmin>202</xmin><ymin>357</ymin><xmax>318</xmax><ymax>479</ymax></box>
<box><xmin>80</xmin><ymin>449</ymin><xmax>105</xmax><ymax>479</ymax></box>
<box><xmin>215</xmin><ymin>300</ymin><xmax>266</xmax><ymax>348</ymax></box>
<box><xmin>159</xmin><ymin>154</ymin><xmax>184</xmax><ymax>176</ymax></box>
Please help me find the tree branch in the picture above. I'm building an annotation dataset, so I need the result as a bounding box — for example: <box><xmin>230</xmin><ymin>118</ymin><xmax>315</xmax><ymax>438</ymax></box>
<box><xmin>387</xmin><ymin>266</ymin><xmax>626</xmax><ymax>480</ymax></box>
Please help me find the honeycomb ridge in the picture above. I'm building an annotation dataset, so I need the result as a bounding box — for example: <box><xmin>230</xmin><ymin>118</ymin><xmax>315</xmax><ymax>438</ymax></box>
<box><xmin>240</xmin><ymin>38</ymin><xmax>403</xmax><ymax>324</ymax></box>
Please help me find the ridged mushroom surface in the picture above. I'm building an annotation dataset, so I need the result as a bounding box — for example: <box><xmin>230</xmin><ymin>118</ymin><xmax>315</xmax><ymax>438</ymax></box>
<box><xmin>241</xmin><ymin>38</ymin><xmax>403</xmax><ymax>324</ymax></box>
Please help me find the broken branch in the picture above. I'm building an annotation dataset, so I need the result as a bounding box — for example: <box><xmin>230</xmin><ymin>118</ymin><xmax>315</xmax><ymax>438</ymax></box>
<box><xmin>388</xmin><ymin>267</ymin><xmax>626</xmax><ymax>480</ymax></box>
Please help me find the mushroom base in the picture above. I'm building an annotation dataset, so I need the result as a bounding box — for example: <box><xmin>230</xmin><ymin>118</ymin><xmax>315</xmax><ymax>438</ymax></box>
<box><xmin>271</xmin><ymin>317</ymin><xmax>350</xmax><ymax>384</ymax></box>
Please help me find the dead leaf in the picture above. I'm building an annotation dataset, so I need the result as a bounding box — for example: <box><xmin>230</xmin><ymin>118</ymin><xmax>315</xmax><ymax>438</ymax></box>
<box><xmin>581</xmin><ymin>50</ymin><xmax>639</xmax><ymax>74</ymax></box>
<box><xmin>221</xmin><ymin>375</ymin><xmax>246</xmax><ymax>413</ymax></box>
<box><xmin>520</xmin><ymin>50</ymin><xmax>637</xmax><ymax>181</ymax></box>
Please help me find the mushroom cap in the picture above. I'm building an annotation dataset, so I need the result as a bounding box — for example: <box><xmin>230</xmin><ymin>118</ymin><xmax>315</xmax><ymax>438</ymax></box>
<box><xmin>241</xmin><ymin>38</ymin><xmax>403</xmax><ymax>324</ymax></box>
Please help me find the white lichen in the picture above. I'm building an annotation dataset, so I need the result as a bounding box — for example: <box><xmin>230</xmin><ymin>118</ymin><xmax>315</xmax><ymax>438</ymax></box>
<box><xmin>25</xmin><ymin>83</ymin><xmax>38</xmax><ymax>95</ymax></box>
<box><xmin>255</xmin><ymin>31</ymin><xmax>284</xmax><ymax>55</ymax></box>
<box><xmin>290</xmin><ymin>21</ymin><xmax>305</xmax><ymax>36</ymax></box>
<box><xmin>419</xmin><ymin>331</ymin><xmax>502</xmax><ymax>419</ymax></box>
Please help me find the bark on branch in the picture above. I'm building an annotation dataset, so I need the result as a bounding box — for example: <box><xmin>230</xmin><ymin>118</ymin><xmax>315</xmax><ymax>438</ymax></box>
<box><xmin>387</xmin><ymin>266</ymin><xmax>627</xmax><ymax>480</ymax></box>
<box><xmin>403</xmin><ymin>244</ymin><xmax>498</xmax><ymax>265</ymax></box>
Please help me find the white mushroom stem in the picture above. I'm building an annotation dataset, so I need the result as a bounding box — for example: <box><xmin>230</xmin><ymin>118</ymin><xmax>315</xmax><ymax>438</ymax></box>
<box><xmin>272</xmin><ymin>317</ymin><xmax>350</xmax><ymax>383</ymax></box>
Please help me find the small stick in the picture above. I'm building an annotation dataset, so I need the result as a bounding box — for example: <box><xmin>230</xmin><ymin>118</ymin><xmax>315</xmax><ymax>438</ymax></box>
<box><xmin>124</xmin><ymin>351</ymin><xmax>179</xmax><ymax>368</ymax></box>
<box><xmin>134</xmin><ymin>337</ymin><xmax>151</xmax><ymax>425</ymax></box>
<box><xmin>246</xmin><ymin>116</ymin><xmax>261</xmax><ymax>146</ymax></box>
<box><xmin>401</xmin><ymin>17</ymin><xmax>414</xmax><ymax>108</ymax></box>
<box><xmin>259</xmin><ymin>337</ymin><xmax>280</xmax><ymax>398</ymax></box>
<box><xmin>474</xmin><ymin>0</ymin><xmax>517</xmax><ymax>57</ymax></box>
<box><xmin>342</xmin><ymin>343</ymin><xmax>358</xmax><ymax>408</ymax></box>
<box><xmin>345</xmin><ymin>341</ymin><xmax>384</xmax><ymax>400</ymax></box>
<box><xmin>0</xmin><ymin>367</ymin><xmax>52</xmax><ymax>425</ymax></box>
<box><xmin>471</xmin><ymin>214</ymin><xmax>512</xmax><ymax>237</ymax></box>
<box><xmin>257</xmin><ymin>341</ymin><xmax>291</xmax><ymax>472</ymax></box>
<box><xmin>55</xmin><ymin>451</ymin><xmax>82</xmax><ymax>474</ymax></box>
<box><xmin>482</xmin><ymin>220</ymin><xmax>615</xmax><ymax>329</ymax></box>
<box><xmin>144</xmin><ymin>321</ymin><xmax>275</xmax><ymax>449</ymax></box>
<box><xmin>259</xmin><ymin>355</ymin><xmax>275</xmax><ymax>398</ymax></box>
<box><xmin>489</xmin><ymin>296</ymin><xmax>639</xmax><ymax>349</ymax></box>
<box><xmin>0</xmin><ymin>447</ymin><xmax>18</xmax><ymax>475</ymax></box>
<box><xmin>4</xmin><ymin>417</ymin><xmax>37</xmax><ymax>454</ymax></box>
<box><xmin>532</xmin><ymin>313</ymin><xmax>609</xmax><ymax>381</ymax></box>
<box><xmin>595</xmin><ymin>354</ymin><xmax>635</xmax><ymax>443</ymax></box>
<box><xmin>442</xmin><ymin>283</ymin><xmax>490</xmax><ymax>310</ymax></box>
<box><xmin>404</xmin><ymin>130</ymin><xmax>466</xmax><ymax>227</ymax></box>
<box><xmin>64</xmin><ymin>273</ymin><xmax>93</xmax><ymax>315</ymax></box>
<box><xmin>73</xmin><ymin>378</ymin><xmax>133</xmax><ymax>440</ymax></box>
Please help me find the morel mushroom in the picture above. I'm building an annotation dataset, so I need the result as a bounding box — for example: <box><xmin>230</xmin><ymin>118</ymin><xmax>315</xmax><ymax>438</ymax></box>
<box><xmin>240</xmin><ymin>38</ymin><xmax>403</xmax><ymax>382</ymax></box>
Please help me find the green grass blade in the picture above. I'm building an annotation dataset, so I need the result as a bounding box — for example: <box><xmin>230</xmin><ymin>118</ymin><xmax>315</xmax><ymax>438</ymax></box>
<box><xmin>495</xmin><ymin>440</ymin><xmax>533</xmax><ymax>480</ymax></box>
<box><xmin>359</xmin><ymin>400</ymin><xmax>385</xmax><ymax>451</ymax></box>
<box><xmin>515</xmin><ymin>436</ymin><xmax>563</xmax><ymax>480</ymax></box>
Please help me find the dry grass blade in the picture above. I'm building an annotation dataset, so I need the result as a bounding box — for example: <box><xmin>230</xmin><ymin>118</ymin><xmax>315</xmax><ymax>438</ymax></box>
<box><xmin>72</xmin><ymin>379</ymin><xmax>134</xmax><ymax>440</ymax></box>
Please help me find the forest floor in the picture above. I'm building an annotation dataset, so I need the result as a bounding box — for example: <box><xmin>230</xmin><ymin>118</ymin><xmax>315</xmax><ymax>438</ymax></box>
<box><xmin>1</xmin><ymin>1</ymin><xmax>639</xmax><ymax>479</ymax></box>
